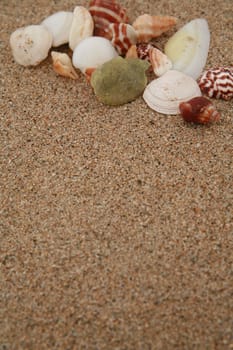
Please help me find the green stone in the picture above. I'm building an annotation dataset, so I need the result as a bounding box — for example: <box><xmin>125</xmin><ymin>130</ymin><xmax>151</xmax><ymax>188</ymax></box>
<box><xmin>90</xmin><ymin>56</ymin><xmax>150</xmax><ymax>106</ymax></box>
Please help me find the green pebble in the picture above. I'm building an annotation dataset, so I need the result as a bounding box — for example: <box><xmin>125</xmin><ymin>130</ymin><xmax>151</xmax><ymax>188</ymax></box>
<box><xmin>91</xmin><ymin>56</ymin><xmax>150</xmax><ymax>106</ymax></box>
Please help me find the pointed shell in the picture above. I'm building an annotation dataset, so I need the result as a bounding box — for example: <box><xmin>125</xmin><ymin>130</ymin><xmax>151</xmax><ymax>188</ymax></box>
<box><xmin>132</xmin><ymin>14</ymin><xmax>177</xmax><ymax>42</ymax></box>
<box><xmin>108</xmin><ymin>23</ymin><xmax>137</xmax><ymax>55</ymax></box>
<box><xmin>149</xmin><ymin>47</ymin><xmax>172</xmax><ymax>76</ymax></box>
<box><xmin>89</xmin><ymin>0</ymin><xmax>129</xmax><ymax>37</ymax></box>
<box><xmin>143</xmin><ymin>70</ymin><xmax>201</xmax><ymax>115</ymax></box>
<box><xmin>198</xmin><ymin>67</ymin><xmax>233</xmax><ymax>100</ymax></box>
<box><xmin>69</xmin><ymin>6</ymin><xmax>94</xmax><ymax>51</ymax></box>
<box><xmin>41</xmin><ymin>11</ymin><xmax>73</xmax><ymax>47</ymax></box>
<box><xmin>9</xmin><ymin>25</ymin><xmax>52</xmax><ymax>66</ymax></box>
<box><xmin>72</xmin><ymin>36</ymin><xmax>118</xmax><ymax>74</ymax></box>
<box><xmin>51</xmin><ymin>51</ymin><xmax>78</xmax><ymax>79</ymax></box>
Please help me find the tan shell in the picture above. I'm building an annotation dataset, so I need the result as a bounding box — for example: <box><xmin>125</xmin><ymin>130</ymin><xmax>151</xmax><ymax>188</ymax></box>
<box><xmin>149</xmin><ymin>47</ymin><xmax>172</xmax><ymax>77</ymax></box>
<box><xmin>51</xmin><ymin>51</ymin><xmax>78</xmax><ymax>79</ymax></box>
<box><xmin>132</xmin><ymin>14</ymin><xmax>177</xmax><ymax>42</ymax></box>
<box><xmin>69</xmin><ymin>6</ymin><xmax>94</xmax><ymax>51</ymax></box>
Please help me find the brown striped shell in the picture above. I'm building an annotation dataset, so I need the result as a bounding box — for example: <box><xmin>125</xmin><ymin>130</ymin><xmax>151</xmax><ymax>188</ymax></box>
<box><xmin>198</xmin><ymin>67</ymin><xmax>233</xmax><ymax>100</ymax></box>
<box><xmin>89</xmin><ymin>0</ymin><xmax>129</xmax><ymax>37</ymax></box>
<box><xmin>107</xmin><ymin>23</ymin><xmax>137</xmax><ymax>55</ymax></box>
<box><xmin>126</xmin><ymin>43</ymin><xmax>157</xmax><ymax>61</ymax></box>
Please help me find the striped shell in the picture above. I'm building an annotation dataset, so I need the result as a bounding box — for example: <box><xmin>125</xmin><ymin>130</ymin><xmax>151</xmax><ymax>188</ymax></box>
<box><xmin>126</xmin><ymin>43</ymin><xmax>157</xmax><ymax>61</ymax></box>
<box><xmin>89</xmin><ymin>0</ymin><xmax>129</xmax><ymax>37</ymax></box>
<box><xmin>149</xmin><ymin>47</ymin><xmax>172</xmax><ymax>77</ymax></box>
<box><xmin>198</xmin><ymin>67</ymin><xmax>233</xmax><ymax>100</ymax></box>
<box><xmin>108</xmin><ymin>23</ymin><xmax>137</xmax><ymax>55</ymax></box>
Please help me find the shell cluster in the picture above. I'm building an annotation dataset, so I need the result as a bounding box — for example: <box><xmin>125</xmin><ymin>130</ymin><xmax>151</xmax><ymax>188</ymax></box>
<box><xmin>9</xmin><ymin>0</ymin><xmax>230</xmax><ymax>122</ymax></box>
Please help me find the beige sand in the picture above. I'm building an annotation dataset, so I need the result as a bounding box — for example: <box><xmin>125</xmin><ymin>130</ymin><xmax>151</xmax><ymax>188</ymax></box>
<box><xmin>0</xmin><ymin>0</ymin><xmax>232</xmax><ymax>349</ymax></box>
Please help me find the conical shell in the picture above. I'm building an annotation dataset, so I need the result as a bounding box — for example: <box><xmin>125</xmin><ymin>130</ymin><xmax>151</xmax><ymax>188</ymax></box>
<box><xmin>69</xmin><ymin>6</ymin><xmax>94</xmax><ymax>51</ymax></box>
<box><xmin>149</xmin><ymin>47</ymin><xmax>172</xmax><ymax>76</ymax></box>
<box><xmin>51</xmin><ymin>51</ymin><xmax>78</xmax><ymax>79</ymax></box>
<box><xmin>132</xmin><ymin>14</ymin><xmax>177</xmax><ymax>42</ymax></box>
<box><xmin>143</xmin><ymin>70</ymin><xmax>201</xmax><ymax>115</ymax></box>
<box><xmin>108</xmin><ymin>23</ymin><xmax>137</xmax><ymax>55</ymax></box>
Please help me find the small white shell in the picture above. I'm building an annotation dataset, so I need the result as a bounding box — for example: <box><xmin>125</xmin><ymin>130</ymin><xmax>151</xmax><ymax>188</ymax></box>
<box><xmin>41</xmin><ymin>11</ymin><xmax>73</xmax><ymax>47</ymax></box>
<box><xmin>69</xmin><ymin>6</ymin><xmax>94</xmax><ymax>51</ymax></box>
<box><xmin>143</xmin><ymin>70</ymin><xmax>201</xmax><ymax>115</ymax></box>
<box><xmin>10</xmin><ymin>25</ymin><xmax>52</xmax><ymax>66</ymax></box>
<box><xmin>72</xmin><ymin>36</ymin><xmax>118</xmax><ymax>74</ymax></box>
<box><xmin>51</xmin><ymin>51</ymin><xmax>78</xmax><ymax>79</ymax></box>
<box><xmin>149</xmin><ymin>47</ymin><xmax>172</xmax><ymax>77</ymax></box>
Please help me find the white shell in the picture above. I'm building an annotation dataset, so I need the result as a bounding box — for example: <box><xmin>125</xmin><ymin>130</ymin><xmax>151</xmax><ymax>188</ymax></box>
<box><xmin>164</xmin><ymin>18</ymin><xmax>210</xmax><ymax>79</ymax></box>
<box><xmin>149</xmin><ymin>47</ymin><xmax>172</xmax><ymax>77</ymax></box>
<box><xmin>72</xmin><ymin>36</ymin><xmax>118</xmax><ymax>73</ymax></box>
<box><xmin>41</xmin><ymin>11</ymin><xmax>73</xmax><ymax>47</ymax></box>
<box><xmin>51</xmin><ymin>51</ymin><xmax>78</xmax><ymax>79</ymax></box>
<box><xmin>69</xmin><ymin>6</ymin><xmax>94</xmax><ymax>51</ymax></box>
<box><xmin>143</xmin><ymin>70</ymin><xmax>201</xmax><ymax>115</ymax></box>
<box><xmin>9</xmin><ymin>25</ymin><xmax>52</xmax><ymax>66</ymax></box>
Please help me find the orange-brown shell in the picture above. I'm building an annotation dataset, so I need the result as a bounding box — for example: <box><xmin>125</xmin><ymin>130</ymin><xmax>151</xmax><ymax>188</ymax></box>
<box><xmin>179</xmin><ymin>96</ymin><xmax>220</xmax><ymax>124</ymax></box>
<box><xmin>132</xmin><ymin>14</ymin><xmax>177</xmax><ymax>42</ymax></box>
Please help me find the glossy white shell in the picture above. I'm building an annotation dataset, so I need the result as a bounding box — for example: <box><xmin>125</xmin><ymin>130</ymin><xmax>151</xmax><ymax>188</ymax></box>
<box><xmin>72</xmin><ymin>36</ymin><xmax>118</xmax><ymax>73</ymax></box>
<box><xmin>143</xmin><ymin>70</ymin><xmax>202</xmax><ymax>115</ymax></box>
<box><xmin>69</xmin><ymin>6</ymin><xmax>94</xmax><ymax>51</ymax></box>
<box><xmin>10</xmin><ymin>25</ymin><xmax>52</xmax><ymax>66</ymax></box>
<box><xmin>41</xmin><ymin>11</ymin><xmax>73</xmax><ymax>47</ymax></box>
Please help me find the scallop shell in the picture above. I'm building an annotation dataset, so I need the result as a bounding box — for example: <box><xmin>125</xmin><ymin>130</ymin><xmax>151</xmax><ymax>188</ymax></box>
<box><xmin>149</xmin><ymin>47</ymin><xmax>172</xmax><ymax>77</ymax></box>
<box><xmin>107</xmin><ymin>23</ymin><xmax>137</xmax><ymax>55</ymax></box>
<box><xmin>143</xmin><ymin>70</ymin><xmax>201</xmax><ymax>115</ymax></box>
<box><xmin>132</xmin><ymin>14</ymin><xmax>177</xmax><ymax>42</ymax></box>
<box><xmin>51</xmin><ymin>51</ymin><xmax>78</xmax><ymax>79</ymax></box>
<box><xmin>9</xmin><ymin>25</ymin><xmax>52</xmax><ymax>66</ymax></box>
<box><xmin>198</xmin><ymin>67</ymin><xmax>233</xmax><ymax>100</ymax></box>
<box><xmin>41</xmin><ymin>11</ymin><xmax>73</xmax><ymax>47</ymax></box>
<box><xmin>69</xmin><ymin>6</ymin><xmax>94</xmax><ymax>51</ymax></box>
<box><xmin>179</xmin><ymin>96</ymin><xmax>220</xmax><ymax>124</ymax></box>
<box><xmin>72</xmin><ymin>36</ymin><xmax>118</xmax><ymax>74</ymax></box>
<box><xmin>89</xmin><ymin>0</ymin><xmax>129</xmax><ymax>37</ymax></box>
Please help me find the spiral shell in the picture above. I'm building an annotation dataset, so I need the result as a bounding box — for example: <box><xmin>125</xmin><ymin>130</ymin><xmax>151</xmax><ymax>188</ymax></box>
<box><xmin>126</xmin><ymin>43</ymin><xmax>157</xmax><ymax>61</ymax></box>
<box><xmin>108</xmin><ymin>23</ymin><xmax>137</xmax><ymax>55</ymax></box>
<box><xmin>149</xmin><ymin>47</ymin><xmax>172</xmax><ymax>77</ymax></box>
<box><xmin>89</xmin><ymin>0</ymin><xmax>129</xmax><ymax>37</ymax></box>
<box><xmin>198</xmin><ymin>67</ymin><xmax>233</xmax><ymax>100</ymax></box>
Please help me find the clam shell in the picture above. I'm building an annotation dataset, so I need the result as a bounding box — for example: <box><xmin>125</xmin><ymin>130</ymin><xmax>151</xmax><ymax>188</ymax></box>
<box><xmin>108</xmin><ymin>23</ymin><xmax>137</xmax><ymax>55</ymax></box>
<box><xmin>132</xmin><ymin>14</ymin><xmax>177</xmax><ymax>42</ymax></box>
<box><xmin>149</xmin><ymin>47</ymin><xmax>172</xmax><ymax>77</ymax></box>
<box><xmin>10</xmin><ymin>25</ymin><xmax>52</xmax><ymax>66</ymax></box>
<box><xmin>143</xmin><ymin>70</ymin><xmax>201</xmax><ymax>115</ymax></box>
<box><xmin>69</xmin><ymin>6</ymin><xmax>94</xmax><ymax>51</ymax></box>
<box><xmin>72</xmin><ymin>36</ymin><xmax>118</xmax><ymax>74</ymax></box>
<box><xmin>51</xmin><ymin>51</ymin><xmax>78</xmax><ymax>79</ymax></box>
<box><xmin>41</xmin><ymin>11</ymin><xmax>73</xmax><ymax>47</ymax></box>
<box><xmin>198</xmin><ymin>67</ymin><xmax>233</xmax><ymax>100</ymax></box>
<box><xmin>89</xmin><ymin>0</ymin><xmax>129</xmax><ymax>37</ymax></box>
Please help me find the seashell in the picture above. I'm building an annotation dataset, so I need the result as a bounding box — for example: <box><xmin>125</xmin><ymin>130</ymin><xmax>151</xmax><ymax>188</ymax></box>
<box><xmin>69</xmin><ymin>6</ymin><xmax>94</xmax><ymax>51</ymax></box>
<box><xmin>164</xmin><ymin>18</ymin><xmax>210</xmax><ymax>80</ymax></box>
<box><xmin>41</xmin><ymin>11</ymin><xmax>73</xmax><ymax>47</ymax></box>
<box><xmin>132</xmin><ymin>14</ymin><xmax>177</xmax><ymax>43</ymax></box>
<box><xmin>198</xmin><ymin>67</ymin><xmax>233</xmax><ymax>100</ymax></box>
<box><xmin>51</xmin><ymin>51</ymin><xmax>78</xmax><ymax>80</ymax></box>
<box><xmin>91</xmin><ymin>56</ymin><xmax>150</xmax><ymax>105</ymax></box>
<box><xmin>143</xmin><ymin>70</ymin><xmax>201</xmax><ymax>115</ymax></box>
<box><xmin>107</xmin><ymin>23</ymin><xmax>137</xmax><ymax>55</ymax></box>
<box><xmin>9</xmin><ymin>25</ymin><xmax>52</xmax><ymax>66</ymax></box>
<box><xmin>126</xmin><ymin>43</ymin><xmax>156</xmax><ymax>61</ymax></box>
<box><xmin>89</xmin><ymin>0</ymin><xmax>129</xmax><ymax>37</ymax></box>
<box><xmin>179</xmin><ymin>96</ymin><xmax>220</xmax><ymax>124</ymax></box>
<box><xmin>72</xmin><ymin>36</ymin><xmax>118</xmax><ymax>74</ymax></box>
<box><xmin>149</xmin><ymin>47</ymin><xmax>172</xmax><ymax>77</ymax></box>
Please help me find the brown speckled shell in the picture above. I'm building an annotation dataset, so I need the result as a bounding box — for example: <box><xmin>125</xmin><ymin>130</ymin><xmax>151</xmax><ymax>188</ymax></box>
<box><xmin>198</xmin><ymin>66</ymin><xmax>233</xmax><ymax>100</ymax></box>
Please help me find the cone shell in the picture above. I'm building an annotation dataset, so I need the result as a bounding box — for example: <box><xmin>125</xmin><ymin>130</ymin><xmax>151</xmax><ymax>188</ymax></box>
<box><xmin>198</xmin><ymin>67</ymin><xmax>233</xmax><ymax>100</ymax></box>
<box><xmin>149</xmin><ymin>47</ymin><xmax>172</xmax><ymax>76</ymax></box>
<box><xmin>108</xmin><ymin>23</ymin><xmax>137</xmax><ymax>55</ymax></box>
<box><xmin>132</xmin><ymin>14</ymin><xmax>177</xmax><ymax>42</ymax></box>
<box><xmin>51</xmin><ymin>51</ymin><xmax>78</xmax><ymax>79</ymax></box>
<box><xmin>179</xmin><ymin>96</ymin><xmax>220</xmax><ymax>124</ymax></box>
<box><xmin>143</xmin><ymin>70</ymin><xmax>201</xmax><ymax>115</ymax></box>
<box><xmin>69</xmin><ymin>6</ymin><xmax>94</xmax><ymax>50</ymax></box>
<box><xmin>89</xmin><ymin>0</ymin><xmax>129</xmax><ymax>37</ymax></box>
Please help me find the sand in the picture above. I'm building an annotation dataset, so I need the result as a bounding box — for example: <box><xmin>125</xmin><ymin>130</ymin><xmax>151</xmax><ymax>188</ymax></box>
<box><xmin>0</xmin><ymin>0</ymin><xmax>233</xmax><ymax>349</ymax></box>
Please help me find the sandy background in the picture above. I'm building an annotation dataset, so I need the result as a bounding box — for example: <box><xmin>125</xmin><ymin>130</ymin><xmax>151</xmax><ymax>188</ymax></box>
<box><xmin>0</xmin><ymin>0</ymin><xmax>233</xmax><ymax>349</ymax></box>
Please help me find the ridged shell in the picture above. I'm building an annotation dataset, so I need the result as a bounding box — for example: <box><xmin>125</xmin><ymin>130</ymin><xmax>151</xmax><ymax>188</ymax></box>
<box><xmin>149</xmin><ymin>47</ymin><xmax>172</xmax><ymax>77</ymax></box>
<box><xmin>198</xmin><ymin>67</ymin><xmax>233</xmax><ymax>100</ymax></box>
<box><xmin>179</xmin><ymin>97</ymin><xmax>220</xmax><ymax>124</ymax></box>
<box><xmin>143</xmin><ymin>70</ymin><xmax>201</xmax><ymax>115</ymax></box>
<box><xmin>132</xmin><ymin>14</ymin><xmax>177</xmax><ymax>42</ymax></box>
<box><xmin>51</xmin><ymin>51</ymin><xmax>78</xmax><ymax>79</ymax></box>
<box><xmin>89</xmin><ymin>0</ymin><xmax>129</xmax><ymax>37</ymax></box>
<box><xmin>107</xmin><ymin>23</ymin><xmax>137</xmax><ymax>55</ymax></box>
<box><xmin>69</xmin><ymin>6</ymin><xmax>94</xmax><ymax>50</ymax></box>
